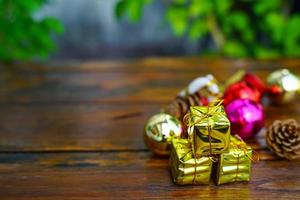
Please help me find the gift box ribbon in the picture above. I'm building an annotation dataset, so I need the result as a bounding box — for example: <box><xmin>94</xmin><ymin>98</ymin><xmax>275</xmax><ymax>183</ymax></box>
<box><xmin>179</xmin><ymin>142</ymin><xmax>214</xmax><ymax>184</ymax></box>
<box><xmin>231</xmin><ymin>137</ymin><xmax>259</xmax><ymax>181</ymax></box>
<box><xmin>184</xmin><ymin>100</ymin><xmax>224</xmax><ymax>156</ymax></box>
<box><xmin>183</xmin><ymin>101</ymin><xmax>223</xmax><ymax>184</ymax></box>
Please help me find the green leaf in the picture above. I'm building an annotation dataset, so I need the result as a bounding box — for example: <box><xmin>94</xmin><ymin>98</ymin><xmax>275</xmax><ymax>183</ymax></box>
<box><xmin>223</xmin><ymin>41</ymin><xmax>247</xmax><ymax>57</ymax></box>
<box><xmin>166</xmin><ymin>7</ymin><xmax>188</xmax><ymax>36</ymax></box>
<box><xmin>115</xmin><ymin>0</ymin><xmax>153</xmax><ymax>22</ymax></box>
<box><xmin>227</xmin><ymin>12</ymin><xmax>250</xmax><ymax>32</ymax></box>
<box><xmin>254</xmin><ymin>46</ymin><xmax>280</xmax><ymax>59</ymax></box>
<box><xmin>189</xmin><ymin>0</ymin><xmax>213</xmax><ymax>17</ymax></box>
<box><xmin>284</xmin><ymin>15</ymin><xmax>300</xmax><ymax>57</ymax></box>
<box><xmin>41</xmin><ymin>17</ymin><xmax>64</xmax><ymax>34</ymax></box>
<box><xmin>173</xmin><ymin>0</ymin><xmax>186</xmax><ymax>5</ymax></box>
<box><xmin>224</xmin><ymin>12</ymin><xmax>254</xmax><ymax>43</ymax></box>
<box><xmin>115</xmin><ymin>0</ymin><xmax>154</xmax><ymax>23</ymax></box>
<box><xmin>243</xmin><ymin>30</ymin><xmax>255</xmax><ymax>43</ymax></box>
<box><xmin>127</xmin><ymin>0</ymin><xmax>143</xmax><ymax>22</ymax></box>
<box><xmin>265</xmin><ymin>12</ymin><xmax>285</xmax><ymax>43</ymax></box>
<box><xmin>115</xmin><ymin>0</ymin><xmax>127</xmax><ymax>19</ymax></box>
<box><xmin>0</xmin><ymin>0</ymin><xmax>63</xmax><ymax>62</ymax></box>
<box><xmin>144</xmin><ymin>0</ymin><xmax>154</xmax><ymax>4</ymax></box>
<box><xmin>16</xmin><ymin>0</ymin><xmax>46</xmax><ymax>12</ymax></box>
<box><xmin>188</xmin><ymin>19</ymin><xmax>208</xmax><ymax>40</ymax></box>
<box><xmin>253</xmin><ymin>0</ymin><xmax>281</xmax><ymax>15</ymax></box>
<box><xmin>215</xmin><ymin>0</ymin><xmax>232</xmax><ymax>15</ymax></box>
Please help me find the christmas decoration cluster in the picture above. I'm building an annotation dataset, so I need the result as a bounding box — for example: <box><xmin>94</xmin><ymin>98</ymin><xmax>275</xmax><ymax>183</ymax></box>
<box><xmin>144</xmin><ymin>68</ymin><xmax>300</xmax><ymax>185</ymax></box>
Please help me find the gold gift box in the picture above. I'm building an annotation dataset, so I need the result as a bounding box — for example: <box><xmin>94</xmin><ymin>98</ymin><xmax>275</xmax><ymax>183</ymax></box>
<box><xmin>187</xmin><ymin>104</ymin><xmax>230</xmax><ymax>156</ymax></box>
<box><xmin>170</xmin><ymin>138</ymin><xmax>212</xmax><ymax>185</ymax></box>
<box><xmin>216</xmin><ymin>135</ymin><xmax>253</xmax><ymax>185</ymax></box>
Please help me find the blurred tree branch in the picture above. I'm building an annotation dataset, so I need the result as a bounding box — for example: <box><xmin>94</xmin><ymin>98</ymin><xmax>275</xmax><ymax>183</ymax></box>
<box><xmin>115</xmin><ymin>0</ymin><xmax>300</xmax><ymax>58</ymax></box>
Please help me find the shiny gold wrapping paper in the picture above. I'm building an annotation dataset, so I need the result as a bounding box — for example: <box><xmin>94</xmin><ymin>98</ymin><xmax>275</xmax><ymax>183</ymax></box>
<box><xmin>170</xmin><ymin>138</ymin><xmax>212</xmax><ymax>185</ymax></box>
<box><xmin>187</xmin><ymin>104</ymin><xmax>230</xmax><ymax>156</ymax></box>
<box><xmin>216</xmin><ymin>135</ymin><xmax>252</xmax><ymax>185</ymax></box>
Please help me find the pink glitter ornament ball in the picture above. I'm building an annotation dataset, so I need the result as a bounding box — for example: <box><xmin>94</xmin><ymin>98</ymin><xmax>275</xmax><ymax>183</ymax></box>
<box><xmin>225</xmin><ymin>99</ymin><xmax>264</xmax><ymax>139</ymax></box>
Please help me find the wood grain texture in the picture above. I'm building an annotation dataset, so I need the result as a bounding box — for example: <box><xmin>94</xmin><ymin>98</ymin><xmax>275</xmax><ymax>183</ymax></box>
<box><xmin>0</xmin><ymin>57</ymin><xmax>300</xmax><ymax>199</ymax></box>
<box><xmin>0</xmin><ymin>152</ymin><xmax>299</xmax><ymax>200</ymax></box>
<box><xmin>1</xmin><ymin>57</ymin><xmax>300</xmax><ymax>104</ymax></box>
<box><xmin>0</xmin><ymin>103</ymin><xmax>299</xmax><ymax>152</ymax></box>
<box><xmin>7</xmin><ymin>57</ymin><xmax>300</xmax><ymax>72</ymax></box>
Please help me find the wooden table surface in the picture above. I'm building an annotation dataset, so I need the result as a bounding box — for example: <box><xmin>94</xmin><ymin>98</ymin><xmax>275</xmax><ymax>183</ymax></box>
<box><xmin>0</xmin><ymin>57</ymin><xmax>300</xmax><ymax>200</ymax></box>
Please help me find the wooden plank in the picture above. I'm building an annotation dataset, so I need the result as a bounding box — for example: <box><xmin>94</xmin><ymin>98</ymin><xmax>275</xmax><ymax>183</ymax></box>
<box><xmin>6</xmin><ymin>57</ymin><xmax>300</xmax><ymax>73</ymax></box>
<box><xmin>67</xmin><ymin>57</ymin><xmax>300</xmax><ymax>73</ymax></box>
<box><xmin>1</xmin><ymin>70</ymin><xmax>300</xmax><ymax>104</ymax></box>
<box><xmin>0</xmin><ymin>104</ymin><xmax>159</xmax><ymax>151</ymax></box>
<box><xmin>1</xmin><ymin>60</ymin><xmax>299</xmax><ymax>104</ymax></box>
<box><xmin>0</xmin><ymin>152</ymin><xmax>298</xmax><ymax>199</ymax></box>
<box><xmin>0</xmin><ymin>103</ymin><xmax>298</xmax><ymax>152</ymax></box>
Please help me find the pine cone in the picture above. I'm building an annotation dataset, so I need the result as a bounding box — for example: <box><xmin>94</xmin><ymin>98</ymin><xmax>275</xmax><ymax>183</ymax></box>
<box><xmin>266</xmin><ymin>119</ymin><xmax>300</xmax><ymax>160</ymax></box>
<box><xmin>164</xmin><ymin>92</ymin><xmax>207</xmax><ymax>121</ymax></box>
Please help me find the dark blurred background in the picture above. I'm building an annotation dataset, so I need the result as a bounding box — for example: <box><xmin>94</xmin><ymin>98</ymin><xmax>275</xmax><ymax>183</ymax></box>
<box><xmin>40</xmin><ymin>0</ymin><xmax>199</xmax><ymax>59</ymax></box>
<box><xmin>1</xmin><ymin>0</ymin><xmax>300</xmax><ymax>62</ymax></box>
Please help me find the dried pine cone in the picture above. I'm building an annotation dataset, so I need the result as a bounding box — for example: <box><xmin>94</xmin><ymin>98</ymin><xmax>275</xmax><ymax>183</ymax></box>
<box><xmin>266</xmin><ymin>119</ymin><xmax>300</xmax><ymax>160</ymax></box>
<box><xmin>164</xmin><ymin>92</ymin><xmax>207</xmax><ymax>121</ymax></box>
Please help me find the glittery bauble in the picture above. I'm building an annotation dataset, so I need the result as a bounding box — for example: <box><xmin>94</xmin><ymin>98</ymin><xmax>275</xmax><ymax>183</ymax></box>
<box><xmin>225</xmin><ymin>99</ymin><xmax>264</xmax><ymax>139</ymax></box>
<box><xmin>223</xmin><ymin>81</ymin><xmax>262</xmax><ymax>106</ymax></box>
<box><xmin>267</xmin><ymin>69</ymin><xmax>300</xmax><ymax>104</ymax></box>
<box><xmin>144</xmin><ymin>113</ymin><xmax>184</xmax><ymax>156</ymax></box>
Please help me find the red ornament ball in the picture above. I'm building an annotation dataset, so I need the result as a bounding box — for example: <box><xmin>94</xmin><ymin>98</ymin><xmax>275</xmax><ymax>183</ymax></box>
<box><xmin>243</xmin><ymin>73</ymin><xmax>266</xmax><ymax>94</ymax></box>
<box><xmin>223</xmin><ymin>81</ymin><xmax>262</xmax><ymax>106</ymax></box>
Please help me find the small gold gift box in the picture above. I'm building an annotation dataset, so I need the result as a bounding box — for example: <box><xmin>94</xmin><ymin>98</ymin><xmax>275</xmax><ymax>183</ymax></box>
<box><xmin>216</xmin><ymin>135</ymin><xmax>253</xmax><ymax>185</ymax></box>
<box><xmin>186</xmin><ymin>103</ymin><xmax>231</xmax><ymax>156</ymax></box>
<box><xmin>170</xmin><ymin>138</ymin><xmax>212</xmax><ymax>185</ymax></box>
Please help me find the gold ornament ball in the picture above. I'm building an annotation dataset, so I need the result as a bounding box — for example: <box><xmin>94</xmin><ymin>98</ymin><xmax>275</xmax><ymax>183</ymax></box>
<box><xmin>144</xmin><ymin>113</ymin><xmax>183</xmax><ymax>156</ymax></box>
<box><xmin>267</xmin><ymin>69</ymin><xmax>300</xmax><ymax>103</ymax></box>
